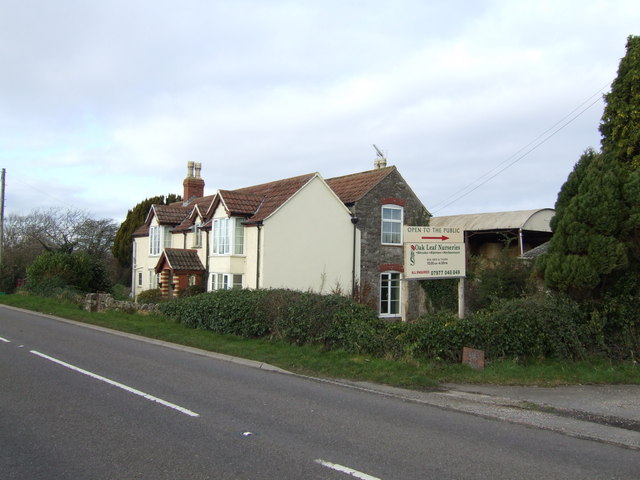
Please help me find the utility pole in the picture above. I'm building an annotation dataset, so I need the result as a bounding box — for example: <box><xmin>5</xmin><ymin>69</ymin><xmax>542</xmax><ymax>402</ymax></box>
<box><xmin>0</xmin><ymin>168</ymin><xmax>5</xmax><ymax>267</ymax></box>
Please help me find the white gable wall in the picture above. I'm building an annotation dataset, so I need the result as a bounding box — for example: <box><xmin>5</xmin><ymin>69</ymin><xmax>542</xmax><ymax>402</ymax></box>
<box><xmin>132</xmin><ymin>216</ymin><xmax>162</xmax><ymax>298</ymax></box>
<box><xmin>260</xmin><ymin>175</ymin><xmax>358</xmax><ymax>293</ymax></box>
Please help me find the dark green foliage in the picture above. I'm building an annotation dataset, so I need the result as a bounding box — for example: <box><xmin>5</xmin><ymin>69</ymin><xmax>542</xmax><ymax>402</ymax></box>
<box><xmin>599</xmin><ymin>35</ymin><xmax>640</xmax><ymax>168</ymax></box>
<box><xmin>540</xmin><ymin>151</ymin><xmax>633</xmax><ymax>298</ymax></box>
<box><xmin>157</xmin><ymin>288</ymin><xmax>609</xmax><ymax>362</ymax></box>
<box><xmin>587</xmin><ymin>293</ymin><xmax>639</xmax><ymax>360</ymax></box>
<box><xmin>541</xmin><ymin>36</ymin><xmax>640</xmax><ymax>300</ymax></box>
<box><xmin>26</xmin><ymin>251</ymin><xmax>112</xmax><ymax>295</ymax></box>
<box><xmin>159</xmin><ymin>289</ymin><xmax>384</xmax><ymax>354</ymax></box>
<box><xmin>136</xmin><ymin>288</ymin><xmax>166</xmax><ymax>304</ymax></box>
<box><xmin>467</xmin><ymin>253</ymin><xmax>535</xmax><ymax>311</ymax></box>
<box><xmin>402</xmin><ymin>295</ymin><xmax>587</xmax><ymax>362</ymax></box>
<box><xmin>178</xmin><ymin>284</ymin><xmax>207</xmax><ymax>298</ymax></box>
<box><xmin>111</xmin><ymin>193</ymin><xmax>182</xmax><ymax>270</ymax></box>
<box><xmin>420</xmin><ymin>279</ymin><xmax>458</xmax><ymax>312</ymax></box>
<box><xmin>0</xmin><ymin>263</ymin><xmax>23</xmax><ymax>293</ymax></box>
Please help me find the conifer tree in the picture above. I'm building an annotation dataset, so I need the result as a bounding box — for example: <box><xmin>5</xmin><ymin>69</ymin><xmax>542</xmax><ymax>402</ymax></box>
<box><xmin>540</xmin><ymin>35</ymin><xmax>640</xmax><ymax>298</ymax></box>
<box><xmin>111</xmin><ymin>194</ymin><xmax>182</xmax><ymax>270</ymax></box>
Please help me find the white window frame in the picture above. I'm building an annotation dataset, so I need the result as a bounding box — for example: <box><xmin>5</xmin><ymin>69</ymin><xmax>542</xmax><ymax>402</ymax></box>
<box><xmin>149</xmin><ymin>225</ymin><xmax>170</xmax><ymax>255</ymax></box>
<box><xmin>381</xmin><ymin>205</ymin><xmax>403</xmax><ymax>245</ymax></box>
<box><xmin>137</xmin><ymin>272</ymin><xmax>143</xmax><ymax>287</ymax></box>
<box><xmin>212</xmin><ymin>218</ymin><xmax>245</xmax><ymax>256</ymax></box>
<box><xmin>148</xmin><ymin>269</ymin><xmax>157</xmax><ymax>289</ymax></box>
<box><xmin>380</xmin><ymin>271</ymin><xmax>402</xmax><ymax>317</ymax></box>
<box><xmin>149</xmin><ymin>226</ymin><xmax>161</xmax><ymax>256</ymax></box>
<box><xmin>210</xmin><ymin>273</ymin><xmax>243</xmax><ymax>290</ymax></box>
<box><xmin>193</xmin><ymin>222</ymin><xmax>203</xmax><ymax>248</ymax></box>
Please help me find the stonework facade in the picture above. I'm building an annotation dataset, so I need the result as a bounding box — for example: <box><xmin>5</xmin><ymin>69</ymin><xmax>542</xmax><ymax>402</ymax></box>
<box><xmin>347</xmin><ymin>168</ymin><xmax>430</xmax><ymax>320</ymax></box>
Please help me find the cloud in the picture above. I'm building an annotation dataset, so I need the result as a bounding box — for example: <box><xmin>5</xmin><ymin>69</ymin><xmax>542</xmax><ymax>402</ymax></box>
<box><xmin>1</xmin><ymin>0</ymin><xmax>638</xmax><ymax>222</ymax></box>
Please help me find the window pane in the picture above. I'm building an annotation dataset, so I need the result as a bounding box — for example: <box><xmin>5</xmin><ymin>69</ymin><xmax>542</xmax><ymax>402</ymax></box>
<box><xmin>380</xmin><ymin>272</ymin><xmax>401</xmax><ymax>315</ymax></box>
<box><xmin>234</xmin><ymin>219</ymin><xmax>244</xmax><ymax>255</ymax></box>
<box><xmin>383</xmin><ymin>207</ymin><xmax>401</xmax><ymax>220</ymax></box>
<box><xmin>381</xmin><ymin>206</ymin><xmax>403</xmax><ymax>244</ymax></box>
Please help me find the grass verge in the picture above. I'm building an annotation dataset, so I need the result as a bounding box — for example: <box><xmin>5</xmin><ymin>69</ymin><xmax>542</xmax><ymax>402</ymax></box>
<box><xmin>1</xmin><ymin>294</ymin><xmax>637</xmax><ymax>388</ymax></box>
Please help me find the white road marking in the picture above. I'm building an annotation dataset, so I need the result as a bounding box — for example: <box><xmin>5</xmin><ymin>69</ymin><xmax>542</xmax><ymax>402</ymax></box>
<box><xmin>30</xmin><ymin>350</ymin><xmax>200</xmax><ymax>417</ymax></box>
<box><xmin>314</xmin><ymin>459</ymin><xmax>381</xmax><ymax>480</ymax></box>
<box><xmin>0</xmin><ymin>336</ymin><xmax>10</xmax><ymax>343</ymax></box>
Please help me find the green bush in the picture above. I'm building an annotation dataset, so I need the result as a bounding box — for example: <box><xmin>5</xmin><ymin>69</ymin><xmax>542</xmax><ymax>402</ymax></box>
<box><xmin>467</xmin><ymin>253</ymin><xmax>536</xmax><ymax>311</ymax></box>
<box><xmin>156</xmin><ymin>287</ymin><xmax>621</xmax><ymax>363</ymax></box>
<box><xmin>26</xmin><ymin>251</ymin><xmax>111</xmax><ymax>294</ymax></box>
<box><xmin>159</xmin><ymin>289</ymin><xmax>383</xmax><ymax>354</ymax></box>
<box><xmin>474</xmin><ymin>295</ymin><xmax>587</xmax><ymax>361</ymax></box>
<box><xmin>401</xmin><ymin>294</ymin><xmax>587</xmax><ymax>362</ymax></box>
<box><xmin>136</xmin><ymin>288</ymin><xmax>165</xmax><ymax>304</ymax></box>
<box><xmin>179</xmin><ymin>284</ymin><xmax>206</xmax><ymax>298</ymax></box>
<box><xmin>587</xmin><ymin>294</ymin><xmax>639</xmax><ymax>360</ymax></box>
<box><xmin>159</xmin><ymin>289</ymin><xmax>269</xmax><ymax>336</ymax></box>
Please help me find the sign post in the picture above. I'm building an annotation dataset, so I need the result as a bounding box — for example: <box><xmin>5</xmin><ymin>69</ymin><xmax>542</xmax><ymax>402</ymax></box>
<box><xmin>404</xmin><ymin>225</ymin><xmax>467</xmax><ymax>317</ymax></box>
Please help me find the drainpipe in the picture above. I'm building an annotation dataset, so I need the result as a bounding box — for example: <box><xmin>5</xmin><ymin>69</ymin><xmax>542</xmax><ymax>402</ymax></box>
<box><xmin>519</xmin><ymin>228</ymin><xmax>524</xmax><ymax>256</ymax></box>
<box><xmin>131</xmin><ymin>240</ymin><xmax>136</xmax><ymax>300</ymax></box>
<box><xmin>351</xmin><ymin>216</ymin><xmax>359</xmax><ymax>298</ymax></box>
<box><xmin>256</xmin><ymin>221</ymin><xmax>263</xmax><ymax>289</ymax></box>
<box><xmin>205</xmin><ymin>230</ymin><xmax>210</xmax><ymax>289</ymax></box>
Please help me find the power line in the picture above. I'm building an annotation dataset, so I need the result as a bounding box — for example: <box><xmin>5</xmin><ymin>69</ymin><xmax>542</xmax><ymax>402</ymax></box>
<box><xmin>430</xmin><ymin>83</ymin><xmax>610</xmax><ymax>214</ymax></box>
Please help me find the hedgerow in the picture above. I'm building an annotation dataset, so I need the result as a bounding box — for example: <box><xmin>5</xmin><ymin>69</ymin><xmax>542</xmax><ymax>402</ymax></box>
<box><xmin>158</xmin><ymin>289</ymin><xmax>631</xmax><ymax>362</ymax></box>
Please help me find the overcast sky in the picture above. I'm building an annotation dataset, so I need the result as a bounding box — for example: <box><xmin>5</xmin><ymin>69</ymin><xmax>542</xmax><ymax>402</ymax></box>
<box><xmin>1</xmin><ymin>1</ymin><xmax>638</xmax><ymax>223</ymax></box>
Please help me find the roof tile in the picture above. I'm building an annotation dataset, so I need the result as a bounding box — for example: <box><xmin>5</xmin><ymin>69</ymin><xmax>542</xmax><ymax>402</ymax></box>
<box><xmin>326</xmin><ymin>166</ymin><xmax>395</xmax><ymax>204</ymax></box>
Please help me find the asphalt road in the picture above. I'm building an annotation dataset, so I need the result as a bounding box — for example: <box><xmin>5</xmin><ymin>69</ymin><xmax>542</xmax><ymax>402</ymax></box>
<box><xmin>2</xmin><ymin>305</ymin><xmax>639</xmax><ymax>479</ymax></box>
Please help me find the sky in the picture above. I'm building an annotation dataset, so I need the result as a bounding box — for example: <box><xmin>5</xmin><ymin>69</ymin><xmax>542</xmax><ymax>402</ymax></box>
<box><xmin>1</xmin><ymin>0</ymin><xmax>638</xmax><ymax>224</ymax></box>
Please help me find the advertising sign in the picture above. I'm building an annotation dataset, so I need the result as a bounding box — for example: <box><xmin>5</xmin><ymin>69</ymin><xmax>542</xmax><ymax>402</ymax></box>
<box><xmin>404</xmin><ymin>226</ymin><xmax>466</xmax><ymax>279</ymax></box>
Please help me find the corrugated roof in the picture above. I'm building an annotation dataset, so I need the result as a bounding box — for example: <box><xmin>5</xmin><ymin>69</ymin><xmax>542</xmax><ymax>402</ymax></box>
<box><xmin>429</xmin><ymin>209</ymin><xmax>555</xmax><ymax>232</ymax></box>
<box><xmin>326</xmin><ymin>166</ymin><xmax>395</xmax><ymax>204</ymax></box>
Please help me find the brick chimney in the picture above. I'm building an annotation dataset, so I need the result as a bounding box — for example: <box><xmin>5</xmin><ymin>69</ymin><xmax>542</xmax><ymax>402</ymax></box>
<box><xmin>183</xmin><ymin>161</ymin><xmax>205</xmax><ymax>201</ymax></box>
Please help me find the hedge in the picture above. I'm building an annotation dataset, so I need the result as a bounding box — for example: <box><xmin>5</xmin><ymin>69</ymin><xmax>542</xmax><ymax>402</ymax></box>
<box><xmin>159</xmin><ymin>289</ymin><xmax>636</xmax><ymax>362</ymax></box>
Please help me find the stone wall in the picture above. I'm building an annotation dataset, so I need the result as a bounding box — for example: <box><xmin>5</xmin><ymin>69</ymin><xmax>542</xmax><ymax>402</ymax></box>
<box><xmin>351</xmin><ymin>168</ymin><xmax>430</xmax><ymax>320</ymax></box>
<box><xmin>83</xmin><ymin>293</ymin><xmax>159</xmax><ymax>314</ymax></box>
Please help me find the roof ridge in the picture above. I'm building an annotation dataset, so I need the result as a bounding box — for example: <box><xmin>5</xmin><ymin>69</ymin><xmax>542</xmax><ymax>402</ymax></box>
<box><xmin>326</xmin><ymin>165</ymin><xmax>395</xmax><ymax>181</ymax></box>
<box><xmin>232</xmin><ymin>172</ymin><xmax>316</xmax><ymax>193</ymax></box>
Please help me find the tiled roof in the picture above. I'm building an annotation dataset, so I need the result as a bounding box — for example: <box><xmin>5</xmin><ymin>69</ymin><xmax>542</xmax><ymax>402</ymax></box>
<box><xmin>156</xmin><ymin>248</ymin><xmax>205</xmax><ymax>272</ymax></box>
<box><xmin>154</xmin><ymin>205</ymin><xmax>191</xmax><ymax>225</ymax></box>
<box><xmin>222</xmin><ymin>173</ymin><xmax>316</xmax><ymax>223</ymax></box>
<box><xmin>137</xmin><ymin>167</ymin><xmax>394</xmax><ymax>238</ymax></box>
<box><xmin>326</xmin><ymin>166</ymin><xmax>395</xmax><ymax>204</ymax></box>
<box><xmin>218</xmin><ymin>190</ymin><xmax>264</xmax><ymax>216</ymax></box>
<box><xmin>172</xmin><ymin>203</ymin><xmax>211</xmax><ymax>233</ymax></box>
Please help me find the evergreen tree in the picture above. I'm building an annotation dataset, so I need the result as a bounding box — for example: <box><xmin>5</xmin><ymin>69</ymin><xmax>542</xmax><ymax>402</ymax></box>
<box><xmin>111</xmin><ymin>194</ymin><xmax>182</xmax><ymax>271</ymax></box>
<box><xmin>599</xmin><ymin>35</ymin><xmax>640</xmax><ymax>169</ymax></box>
<box><xmin>540</xmin><ymin>35</ymin><xmax>640</xmax><ymax>298</ymax></box>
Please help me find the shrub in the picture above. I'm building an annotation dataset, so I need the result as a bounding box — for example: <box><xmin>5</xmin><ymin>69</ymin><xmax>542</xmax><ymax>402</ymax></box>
<box><xmin>136</xmin><ymin>288</ymin><xmax>165</xmax><ymax>304</ymax></box>
<box><xmin>159</xmin><ymin>289</ymin><xmax>269</xmax><ymax>336</ymax></box>
<box><xmin>472</xmin><ymin>294</ymin><xmax>587</xmax><ymax>361</ymax></box>
<box><xmin>159</xmin><ymin>288</ymin><xmax>383</xmax><ymax>354</ymax></box>
<box><xmin>467</xmin><ymin>253</ymin><xmax>536</xmax><ymax>311</ymax></box>
<box><xmin>26</xmin><ymin>251</ymin><xmax>111</xmax><ymax>294</ymax></box>
<box><xmin>179</xmin><ymin>284</ymin><xmax>206</xmax><ymax>298</ymax></box>
<box><xmin>400</xmin><ymin>294</ymin><xmax>587</xmax><ymax>363</ymax></box>
<box><xmin>587</xmin><ymin>294</ymin><xmax>639</xmax><ymax>360</ymax></box>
